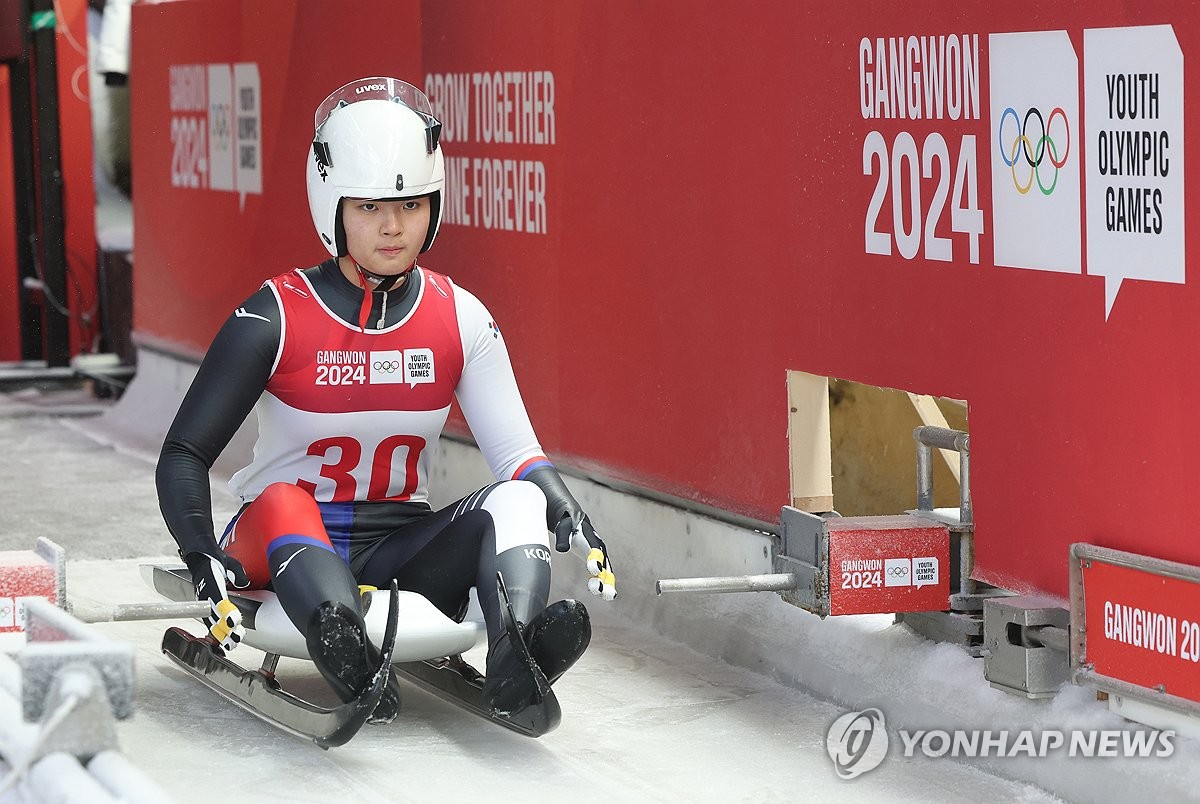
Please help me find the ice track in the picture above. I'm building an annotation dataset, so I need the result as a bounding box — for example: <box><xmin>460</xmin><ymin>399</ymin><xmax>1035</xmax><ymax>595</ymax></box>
<box><xmin>0</xmin><ymin>390</ymin><xmax>1187</xmax><ymax>802</ymax></box>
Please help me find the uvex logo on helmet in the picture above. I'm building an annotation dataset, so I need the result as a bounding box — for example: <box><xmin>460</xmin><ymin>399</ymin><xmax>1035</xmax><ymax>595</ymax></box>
<box><xmin>356</xmin><ymin>83</ymin><xmax>387</xmax><ymax>94</ymax></box>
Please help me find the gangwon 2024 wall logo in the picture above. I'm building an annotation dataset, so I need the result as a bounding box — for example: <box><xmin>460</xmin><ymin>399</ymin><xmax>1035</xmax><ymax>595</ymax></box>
<box><xmin>168</xmin><ymin>63</ymin><xmax>263</xmax><ymax>209</ymax></box>
<box><xmin>989</xmin><ymin>26</ymin><xmax>1184</xmax><ymax>318</ymax></box>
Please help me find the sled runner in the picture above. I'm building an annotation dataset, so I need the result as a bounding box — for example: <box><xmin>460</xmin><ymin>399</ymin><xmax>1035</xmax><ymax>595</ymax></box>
<box><xmin>159</xmin><ymin>586</ymin><xmax>397</xmax><ymax>749</ymax></box>
<box><xmin>143</xmin><ymin>564</ymin><xmax>561</xmax><ymax>743</ymax></box>
<box><xmin>395</xmin><ymin>573</ymin><xmax>561</xmax><ymax>737</ymax></box>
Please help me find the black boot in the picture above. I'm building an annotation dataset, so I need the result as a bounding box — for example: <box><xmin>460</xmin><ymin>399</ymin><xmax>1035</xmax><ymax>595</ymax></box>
<box><xmin>526</xmin><ymin>599</ymin><xmax>591</xmax><ymax>684</ymax></box>
<box><xmin>482</xmin><ymin>632</ymin><xmax>543</xmax><ymax>716</ymax></box>
<box><xmin>482</xmin><ymin>600</ymin><xmax>590</xmax><ymax>715</ymax></box>
<box><xmin>306</xmin><ymin>601</ymin><xmax>401</xmax><ymax>724</ymax></box>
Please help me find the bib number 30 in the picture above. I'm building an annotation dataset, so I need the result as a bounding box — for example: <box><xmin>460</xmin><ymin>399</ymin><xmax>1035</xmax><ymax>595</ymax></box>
<box><xmin>297</xmin><ymin>435</ymin><xmax>427</xmax><ymax>501</ymax></box>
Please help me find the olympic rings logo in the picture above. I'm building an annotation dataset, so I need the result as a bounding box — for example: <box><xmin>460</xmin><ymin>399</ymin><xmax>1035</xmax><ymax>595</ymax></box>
<box><xmin>997</xmin><ymin>106</ymin><xmax>1070</xmax><ymax>196</ymax></box>
<box><xmin>373</xmin><ymin>360</ymin><xmax>400</xmax><ymax>373</ymax></box>
<box><xmin>209</xmin><ymin>103</ymin><xmax>232</xmax><ymax>147</ymax></box>
<box><xmin>887</xmin><ymin>566</ymin><xmax>909</xmax><ymax>578</ymax></box>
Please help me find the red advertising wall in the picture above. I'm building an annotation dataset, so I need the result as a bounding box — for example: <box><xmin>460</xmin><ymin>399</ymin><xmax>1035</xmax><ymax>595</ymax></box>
<box><xmin>130</xmin><ymin>0</ymin><xmax>422</xmax><ymax>359</ymax></box>
<box><xmin>131</xmin><ymin>0</ymin><xmax>1200</xmax><ymax>599</ymax></box>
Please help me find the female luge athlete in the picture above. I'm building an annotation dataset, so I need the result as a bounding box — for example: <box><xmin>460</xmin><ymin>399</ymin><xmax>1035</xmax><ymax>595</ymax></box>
<box><xmin>156</xmin><ymin>77</ymin><xmax>615</xmax><ymax>725</ymax></box>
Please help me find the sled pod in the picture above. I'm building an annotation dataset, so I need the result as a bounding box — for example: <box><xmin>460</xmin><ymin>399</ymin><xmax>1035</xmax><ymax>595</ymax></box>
<box><xmin>140</xmin><ymin>565</ymin><xmax>486</xmax><ymax>663</ymax></box>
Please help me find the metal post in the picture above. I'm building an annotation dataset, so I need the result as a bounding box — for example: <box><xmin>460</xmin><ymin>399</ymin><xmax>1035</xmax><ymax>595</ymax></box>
<box><xmin>7</xmin><ymin>13</ymin><xmax>43</xmax><ymax>360</ymax></box>
<box><xmin>916</xmin><ymin>441</ymin><xmax>933</xmax><ymax>511</ymax></box>
<box><xmin>30</xmin><ymin>0</ymin><xmax>71</xmax><ymax>366</ymax></box>
<box><xmin>914</xmin><ymin>426</ymin><xmax>974</xmax><ymax>598</ymax></box>
<box><xmin>957</xmin><ymin>434</ymin><xmax>972</xmax><ymax>525</ymax></box>
<box><xmin>913</xmin><ymin>426</ymin><xmax>971</xmax><ymax>519</ymax></box>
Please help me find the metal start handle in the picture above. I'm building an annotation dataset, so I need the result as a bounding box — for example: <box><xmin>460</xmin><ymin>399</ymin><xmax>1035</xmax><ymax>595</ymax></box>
<box><xmin>70</xmin><ymin>599</ymin><xmax>211</xmax><ymax>624</ymax></box>
<box><xmin>655</xmin><ymin>573</ymin><xmax>798</xmax><ymax>595</ymax></box>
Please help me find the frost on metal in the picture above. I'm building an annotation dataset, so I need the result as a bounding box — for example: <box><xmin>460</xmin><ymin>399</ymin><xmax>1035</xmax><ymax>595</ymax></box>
<box><xmin>33</xmin><ymin>537</ymin><xmax>67</xmax><ymax>608</ymax></box>
<box><xmin>18</xmin><ymin>598</ymin><xmax>135</xmax><ymax>721</ymax></box>
<box><xmin>40</xmin><ymin>665</ymin><xmax>120</xmax><ymax>759</ymax></box>
<box><xmin>0</xmin><ymin>596</ymin><xmax>173</xmax><ymax>803</ymax></box>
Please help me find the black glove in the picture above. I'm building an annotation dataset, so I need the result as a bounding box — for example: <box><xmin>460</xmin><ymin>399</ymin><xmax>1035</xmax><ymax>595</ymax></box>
<box><xmin>555</xmin><ymin>511</ymin><xmax>616</xmax><ymax>601</ymax></box>
<box><xmin>184</xmin><ymin>548</ymin><xmax>250</xmax><ymax>651</ymax></box>
<box><xmin>524</xmin><ymin>466</ymin><xmax>617</xmax><ymax>601</ymax></box>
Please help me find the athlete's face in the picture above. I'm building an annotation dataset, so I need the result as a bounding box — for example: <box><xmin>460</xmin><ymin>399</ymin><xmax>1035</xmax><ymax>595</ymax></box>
<box><xmin>341</xmin><ymin>196</ymin><xmax>430</xmax><ymax>277</ymax></box>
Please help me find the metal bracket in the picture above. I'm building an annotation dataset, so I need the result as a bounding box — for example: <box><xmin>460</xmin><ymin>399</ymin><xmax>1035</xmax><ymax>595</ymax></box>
<box><xmin>983</xmin><ymin>596</ymin><xmax>1070</xmax><ymax>699</ymax></box>
<box><xmin>19</xmin><ymin>597</ymin><xmax>135</xmax><ymax>721</ymax></box>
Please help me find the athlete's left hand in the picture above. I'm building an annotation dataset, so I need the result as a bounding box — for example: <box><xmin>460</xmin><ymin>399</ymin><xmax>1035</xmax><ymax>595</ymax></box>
<box><xmin>554</xmin><ymin>511</ymin><xmax>616</xmax><ymax>601</ymax></box>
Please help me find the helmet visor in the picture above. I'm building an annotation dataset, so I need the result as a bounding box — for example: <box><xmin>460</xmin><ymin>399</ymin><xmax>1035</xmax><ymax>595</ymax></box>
<box><xmin>314</xmin><ymin>77</ymin><xmax>435</xmax><ymax>132</ymax></box>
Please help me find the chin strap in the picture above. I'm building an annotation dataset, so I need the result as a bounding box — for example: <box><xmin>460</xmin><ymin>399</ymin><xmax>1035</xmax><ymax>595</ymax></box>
<box><xmin>351</xmin><ymin>260</ymin><xmax>415</xmax><ymax>331</ymax></box>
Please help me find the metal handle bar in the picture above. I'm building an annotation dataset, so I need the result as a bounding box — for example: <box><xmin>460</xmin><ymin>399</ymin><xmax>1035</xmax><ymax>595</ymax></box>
<box><xmin>655</xmin><ymin>573</ymin><xmax>798</xmax><ymax>595</ymax></box>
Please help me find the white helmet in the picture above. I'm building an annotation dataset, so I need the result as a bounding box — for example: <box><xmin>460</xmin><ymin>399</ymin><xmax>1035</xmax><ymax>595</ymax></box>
<box><xmin>306</xmin><ymin>77</ymin><xmax>445</xmax><ymax>257</ymax></box>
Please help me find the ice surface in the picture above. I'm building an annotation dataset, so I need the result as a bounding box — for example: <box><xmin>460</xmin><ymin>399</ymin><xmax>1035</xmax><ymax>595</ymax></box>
<box><xmin>2</xmin><ymin>394</ymin><xmax>1199</xmax><ymax>802</ymax></box>
<box><xmin>87</xmin><ymin>751</ymin><xmax>174</xmax><ymax>804</ymax></box>
<box><xmin>0</xmin><ymin>416</ymin><xmax>184</xmax><ymax>562</ymax></box>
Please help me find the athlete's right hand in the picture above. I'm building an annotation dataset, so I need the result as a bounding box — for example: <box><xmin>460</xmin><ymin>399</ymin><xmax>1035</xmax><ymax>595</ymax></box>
<box><xmin>184</xmin><ymin>550</ymin><xmax>250</xmax><ymax>652</ymax></box>
<box><xmin>554</xmin><ymin>512</ymin><xmax>617</xmax><ymax>601</ymax></box>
